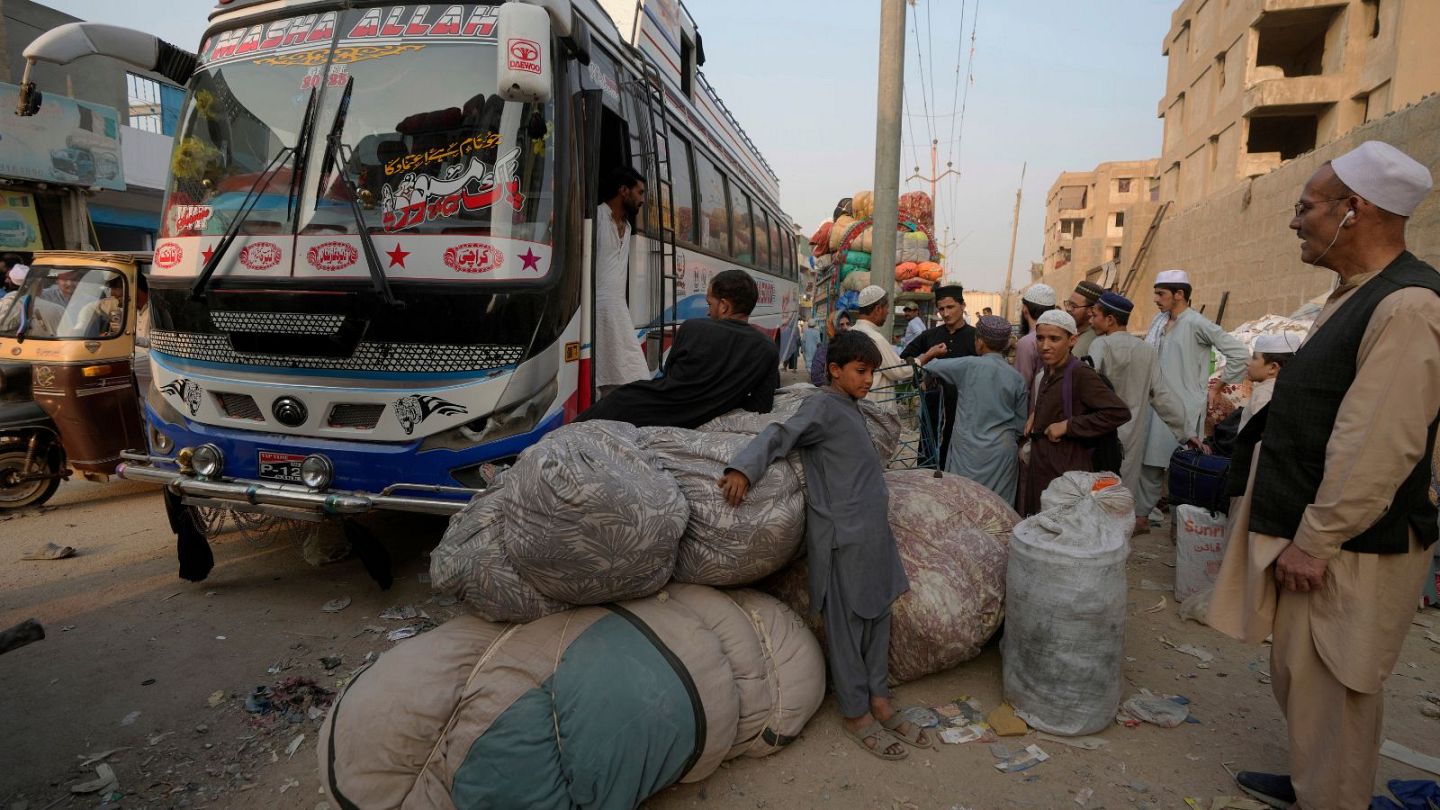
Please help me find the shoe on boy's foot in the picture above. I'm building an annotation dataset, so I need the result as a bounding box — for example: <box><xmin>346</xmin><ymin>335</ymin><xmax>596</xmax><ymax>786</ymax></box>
<box><xmin>1148</xmin><ymin>508</ymin><xmax>1165</xmax><ymax>525</ymax></box>
<box><xmin>1234</xmin><ymin>771</ymin><xmax>1296</xmax><ymax>809</ymax></box>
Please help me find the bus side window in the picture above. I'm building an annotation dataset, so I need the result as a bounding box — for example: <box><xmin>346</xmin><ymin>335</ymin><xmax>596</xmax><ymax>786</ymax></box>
<box><xmin>729</xmin><ymin>184</ymin><xmax>754</xmax><ymax>265</ymax></box>
<box><xmin>754</xmin><ymin>210</ymin><xmax>771</xmax><ymax>271</ymax></box>
<box><xmin>667</xmin><ymin>132</ymin><xmax>697</xmax><ymax>245</ymax></box>
<box><xmin>695</xmin><ymin>157</ymin><xmax>729</xmax><ymax>256</ymax></box>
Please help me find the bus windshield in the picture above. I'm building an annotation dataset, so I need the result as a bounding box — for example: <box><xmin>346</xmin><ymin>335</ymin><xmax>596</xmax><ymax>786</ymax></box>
<box><xmin>161</xmin><ymin>5</ymin><xmax>555</xmax><ymax>249</ymax></box>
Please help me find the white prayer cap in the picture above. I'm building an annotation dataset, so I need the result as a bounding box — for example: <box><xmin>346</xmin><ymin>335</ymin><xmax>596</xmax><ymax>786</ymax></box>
<box><xmin>1022</xmin><ymin>283</ymin><xmax>1056</xmax><ymax>307</ymax></box>
<box><xmin>1035</xmin><ymin>309</ymin><xmax>1077</xmax><ymax>335</ymax></box>
<box><xmin>1331</xmin><ymin>140</ymin><xmax>1433</xmax><ymax>217</ymax></box>
<box><xmin>1254</xmin><ymin>333</ymin><xmax>1302</xmax><ymax>354</ymax></box>
<box><xmin>857</xmin><ymin>285</ymin><xmax>887</xmax><ymax>307</ymax></box>
<box><xmin>1155</xmin><ymin>268</ymin><xmax>1190</xmax><ymax>286</ymax></box>
<box><xmin>7</xmin><ymin>266</ymin><xmax>28</xmax><ymax>287</ymax></box>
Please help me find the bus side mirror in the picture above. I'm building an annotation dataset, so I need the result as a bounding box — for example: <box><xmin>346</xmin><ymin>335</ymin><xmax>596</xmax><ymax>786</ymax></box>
<box><xmin>496</xmin><ymin>3</ymin><xmax>553</xmax><ymax>104</ymax></box>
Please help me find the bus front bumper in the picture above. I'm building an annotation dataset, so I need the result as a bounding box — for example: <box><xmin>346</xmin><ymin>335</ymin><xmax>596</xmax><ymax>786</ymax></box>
<box><xmin>117</xmin><ymin>452</ymin><xmax>477</xmax><ymax>518</ymax></box>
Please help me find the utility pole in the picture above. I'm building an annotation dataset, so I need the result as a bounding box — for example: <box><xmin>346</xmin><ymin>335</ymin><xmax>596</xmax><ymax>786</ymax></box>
<box><xmin>870</xmin><ymin>0</ymin><xmax>906</xmax><ymax>330</ymax></box>
<box><xmin>907</xmin><ymin>139</ymin><xmax>960</xmax><ymax>215</ymax></box>
<box><xmin>1001</xmin><ymin>162</ymin><xmax>1026</xmax><ymax>322</ymax></box>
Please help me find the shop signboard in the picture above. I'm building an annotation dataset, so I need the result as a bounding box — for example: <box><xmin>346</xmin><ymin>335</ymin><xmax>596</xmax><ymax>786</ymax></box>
<box><xmin>0</xmin><ymin>82</ymin><xmax>125</xmax><ymax>190</ymax></box>
<box><xmin>0</xmin><ymin>193</ymin><xmax>43</xmax><ymax>251</ymax></box>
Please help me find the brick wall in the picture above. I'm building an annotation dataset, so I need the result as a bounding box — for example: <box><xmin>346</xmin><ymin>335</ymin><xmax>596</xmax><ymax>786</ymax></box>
<box><xmin>1132</xmin><ymin>92</ymin><xmax>1440</xmax><ymax>329</ymax></box>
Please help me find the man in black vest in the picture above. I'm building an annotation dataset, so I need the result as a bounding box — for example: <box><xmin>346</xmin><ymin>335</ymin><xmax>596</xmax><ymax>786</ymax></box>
<box><xmin>1208</xmin><ymin>141</ymin><xmax>1440</xmax><ymax>810</ymax></box>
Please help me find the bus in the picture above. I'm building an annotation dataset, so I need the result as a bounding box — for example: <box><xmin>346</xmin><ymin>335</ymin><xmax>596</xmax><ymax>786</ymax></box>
<box><xmin>18</xmin><ymin>0</ymin><xmax>801</xmax><ymax>534</ymax></box>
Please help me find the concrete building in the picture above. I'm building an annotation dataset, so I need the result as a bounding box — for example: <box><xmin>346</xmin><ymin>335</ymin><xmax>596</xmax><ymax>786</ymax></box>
<box><xmin>1037</xmin><ymin>159</ymin><xmax>1160</xmax><ymax>295</ymax></box>
<box><xmin>0</xmin><ymin>0</ymin><xmax>180</xmax><ymax>250</ymax></box>
<box><xmin>1157</xmin><ymin>0</ymin><xmax>1440</xmax><ymax>210</ymax></box>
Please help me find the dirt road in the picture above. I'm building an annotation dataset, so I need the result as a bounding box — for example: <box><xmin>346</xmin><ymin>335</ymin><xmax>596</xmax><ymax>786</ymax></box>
<box><xmin>1</xmin><ymin>481</ymin><xmax>1437</xmax><ymax>809</ymax></box>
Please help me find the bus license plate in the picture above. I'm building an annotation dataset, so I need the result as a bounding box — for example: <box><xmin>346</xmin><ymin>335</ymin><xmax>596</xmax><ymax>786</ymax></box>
<box><xmin>257</xmin><ymin>451</ymin><xmax>305</xmax><ymax>483</ymax></box>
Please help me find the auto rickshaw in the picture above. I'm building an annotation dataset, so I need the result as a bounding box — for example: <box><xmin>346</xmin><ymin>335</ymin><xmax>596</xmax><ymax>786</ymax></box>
<box><xmin>0</xmin><ymin>251</ymin><xmax>149</xmax><ymax>508</ymax></box>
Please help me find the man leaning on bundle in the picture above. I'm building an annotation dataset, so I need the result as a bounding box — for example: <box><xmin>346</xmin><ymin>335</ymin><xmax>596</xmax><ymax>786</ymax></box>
<box><xmin>1209</xmin><ymin>141</ymin><xmax>1440</xmax><ymax>810</ymax></box>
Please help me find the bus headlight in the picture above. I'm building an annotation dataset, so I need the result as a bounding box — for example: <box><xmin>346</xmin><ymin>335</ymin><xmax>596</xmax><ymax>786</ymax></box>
<box><xmin>192</xmin><ymin>444</ymin><xmax>224</xmax><ymax>477</ymax></box>
<box><xmin>300</xmin><ymin>454</ymin><xmax>333</xmax><ymax>490</ymax></box>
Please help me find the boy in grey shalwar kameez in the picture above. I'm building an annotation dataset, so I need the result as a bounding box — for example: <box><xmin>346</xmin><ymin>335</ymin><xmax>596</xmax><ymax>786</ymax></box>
<box><xmin>720</xmin><ymin>331</ymin><xmax>930</xmax><ymax>760</ymax></box>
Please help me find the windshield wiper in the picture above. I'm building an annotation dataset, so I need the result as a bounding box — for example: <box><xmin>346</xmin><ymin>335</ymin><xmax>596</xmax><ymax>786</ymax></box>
<box><xmin>287</xmin><ymin>87</ymin><xmax>321</xmax><ymax>224</ymax></box>
<box><xmin>314</xmin><ymin>76</ymin><xmax>401</xmax><ymax>309</ymax></box>
<box><xmin>190</xmin><ymin>88</ymin><xmax>318</xmax><ymax>302</ymax></box>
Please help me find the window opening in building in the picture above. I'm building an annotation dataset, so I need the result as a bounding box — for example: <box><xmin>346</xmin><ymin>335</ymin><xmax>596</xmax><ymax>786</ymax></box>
<box><xmin>1246</xmin><ymin>113</ymin><xmax>1320</xmax><ymax>161</ymax></box>
<box><xmin>1113</xmin><ymin>211</ymin><xmax>1125</xmax><ymax>229</ymax></box>
<box><xmin>1056</xmin><ymin>247</ymin><xmax>1072</xmax><ymax>269</ymax></box>
<box><xmin>1116</xmin><ymin>178</ymin><xmax>1132</xmax><ymax>193</ymax></box>
<box><xmin>1216</xmin><ymin>52</ymin><xmax>1227</xmax><ymax>91</ymax></box>
<box><xmin>1254</xmin><ymin>8</ymin><xmax>1339</xmax><ymax>78</ymax></box>
<box><xmin>1149</xmin><ymin>178</ymin><xmax>1161</xmax><ymax>202</ymax></box>
<box><xmin>1060</xmin><ymin>218</ymin><xmax>1084</xmax><ymax>238</ymax></box>
<box><xmin>1056</xmin><ymin>186</ymin><xmax>1088</xmax><ymax>210</ymax></box>
<box><xmin>1364</xmin><ymin>0</ymin><xmax>1381</xmax><ymax>38</ymax></box>
<box><xmin>1111</xmin><ymin>246</ymin><xmax>1123</xmax><ymax>263</ymax></box>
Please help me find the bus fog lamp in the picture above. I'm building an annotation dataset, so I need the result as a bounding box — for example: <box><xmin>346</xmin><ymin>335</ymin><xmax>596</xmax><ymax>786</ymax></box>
<box><xmin>192</xmin><ymin>444</ymin><xmax>224</xmax><ymax>477</ymax></box>
<box><xmin>300</xmin><ymin>455</ymin><xmax>333</xmax><ymax>489</ymax></box>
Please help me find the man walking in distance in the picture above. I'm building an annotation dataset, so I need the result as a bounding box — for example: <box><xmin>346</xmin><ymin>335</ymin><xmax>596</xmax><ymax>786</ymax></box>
<box><xmin>1136</xmin><ymin>268</ymin><xmax>1249</xmax><ymax>524</ymax></box>
<box><xmin>901</xmin><ymin>284</ymin><xmax>977</xmax><ymax>468</ymax></box>
<box><xmin>1066</xmin><ymin>280</ymin><xmax>1105</xmax><ymax>357</ymax></box>
<box><xmin>1209</xmin><ymin>141</ymin><xmax>1440</xmax><ymax>810</ymax></box>
<box><xmin>1087</xmin><ymin>291</ymin><xmax>1190</xmax><ymax>534</ymax></box>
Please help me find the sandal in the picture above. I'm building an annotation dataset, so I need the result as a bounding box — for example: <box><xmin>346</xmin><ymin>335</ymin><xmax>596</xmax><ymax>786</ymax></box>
<box><xmin>842</xmin><ymin>719</ymin><xmax>908</xmax><ymax>760</ymax></box>
<box><xmin>880</xmin><ymin>712</ymin><xmax>934</xmax><ymax>749</ymax></box>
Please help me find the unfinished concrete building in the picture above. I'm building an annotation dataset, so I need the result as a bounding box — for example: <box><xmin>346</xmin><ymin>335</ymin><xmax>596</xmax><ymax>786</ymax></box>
<box><xmin>1157</xmin><ymin>0</ymin><xmax>1440</xmax><ymax>209</ymax></box>
<box><xmin>1038</xmin><ymin>160</ymin><xmax>1161</xmax><ymax>294</ymax></box>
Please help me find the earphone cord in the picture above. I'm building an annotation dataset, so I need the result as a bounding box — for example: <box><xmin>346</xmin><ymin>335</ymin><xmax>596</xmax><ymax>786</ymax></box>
<box><xmin>1311</xmin><ymin>211</ymin><xmax>1352</xmax><ymax>264</ymax></box>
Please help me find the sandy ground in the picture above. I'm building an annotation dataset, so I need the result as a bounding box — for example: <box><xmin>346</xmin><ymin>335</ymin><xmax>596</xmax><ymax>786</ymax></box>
<box><xmin>1</xmin><ymin>476</ymin><xmax>1438</xmax><ymax>810</ymax></box>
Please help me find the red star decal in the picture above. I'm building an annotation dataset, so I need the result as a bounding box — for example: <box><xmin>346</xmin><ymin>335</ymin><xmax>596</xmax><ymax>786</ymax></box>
<box><xmin>385</xmin><ymin>243</ymin><xmax>410</xmax><ymax>269</ymax></box>
<box><xmin>519</xmin><ymin>248</ymin><xmax>541</xmax><ymax>272</ymax></box>
<box><xmin>201</xmin><ymin>245</ymin><xmax>215</xmax><ymax>264</ymax></box>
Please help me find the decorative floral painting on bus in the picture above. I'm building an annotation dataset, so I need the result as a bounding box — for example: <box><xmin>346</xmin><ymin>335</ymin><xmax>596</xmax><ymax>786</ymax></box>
<box><xmin>379</xmin><ymin>147</ymin><xmax>524</xmax><ymax>233</ymax></box>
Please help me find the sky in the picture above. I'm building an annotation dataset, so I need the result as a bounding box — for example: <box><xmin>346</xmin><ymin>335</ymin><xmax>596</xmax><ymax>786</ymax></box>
<box><xmin>46</xmin><ymin>0</ymin><xmax>1179</xmax><ymax>291</ymax></box>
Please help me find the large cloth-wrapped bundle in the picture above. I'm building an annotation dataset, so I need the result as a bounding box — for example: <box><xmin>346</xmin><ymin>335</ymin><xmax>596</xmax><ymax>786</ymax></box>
<box><xmin>767</xmin><ymin>470</ymin><xmax>1017</xmax><ymax>684</ymax></box>
<box><xmin>503</xmin><ymin>421</ymin><xmax>689</xmax><ymax>605</ymax></box>
<box><xmin>699</xmin><ymin>384</ymin><xmax>901</xmax><ymax>466</ymax></box>
<box><xmin>840</xmin><ymin>269</ymin><xmax>871</xmax><ymax>292</ymax></box>
<box><xmin>318</xmin><ymin>585</ymin><xmax>825</xmax><ymax>809</ymax></box>
<box><xmin>809</xmin><ymin>220</ymin><xmax>833</xmax><ymax>256</ymax></box>
<box><xmin>430</xmin><ymin>478</ymin><xmax>568</xmax><ymax>623</ymax></box>
<box><xmin>828</xmin><ymin>215</ymin><xmax>857</xmax><ymax>252</ymax></box>
<box><xmin>899</xmin><ymin>191</ymin><xmax>934</xmax><ymax>232</ymax></box>
<box><xmin>1003</xmin><ymin>472</ymin><xmax>1132</xmax><ymax>736</ymax></box>
<box><xmin>642</xmin><ymin>428</ymin><xmax>806</xmax><ymax>587</ymax></box>
<box><xmin>852</xmin><ymin>190</ymin><xmax>874</xmax><ymax>219</ymax></box>
<box><xmin>898</xmin><ymin>230</ymin><xmax>931</xmax><ymax>263</ymax></box>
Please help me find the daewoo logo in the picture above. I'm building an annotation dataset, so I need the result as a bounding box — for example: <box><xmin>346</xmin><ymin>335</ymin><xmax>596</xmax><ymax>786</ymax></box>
<box><xmin>443</xmin><ymin>242</ymin><xmax>504</xmax><ymax>274</ymax></box>
<box><xmin>507</xmin><ymin>38</ymin><xmax>541</xmax><ymax>74</ymax></box>
<box><xmin>155</xmin><ymin>242</ymin><xmax>184</xmax><ymax>269</ymax></box>
<box><xmin>307</xmin><ymin>241</ymin><xmax>359</xmax><ymax>271</ymax></box>
<box><xmin>239</xmin><ymin>241</ymin><xmax>283</xmax><ymax>271</ymax></box>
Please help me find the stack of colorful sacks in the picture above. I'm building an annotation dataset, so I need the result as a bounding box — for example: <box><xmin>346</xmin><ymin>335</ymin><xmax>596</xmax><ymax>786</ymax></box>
<box><xmin>320</xmin><ymin>584</ymin><xmax>826</xmax><ymax>808</ymax></box>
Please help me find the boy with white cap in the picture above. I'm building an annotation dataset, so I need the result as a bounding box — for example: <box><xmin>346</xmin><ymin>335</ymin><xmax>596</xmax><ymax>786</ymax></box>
<box><xmin>1016</xmin><ymin>309</ymin><xmax>1130</xmax><ymax>516</ymax></box>
<box><xmin>1209</xmin><ymin>140</ymin><xmax>1440</xmax><ymax>810</ymax></box>
<box><xmin>1012</xmin><ymin>283</ymin><xmax>1057</xmax><ymax>404</ymax></box>
<box><xmin>1137</xmin><ymin>268</ymin><xmax>1249</xmax><ymax>524</ymax></box>
<box><xmin>1238</xmin><ymin>333</ymin><xmax>1300</xmax><ymax>431</ymax></box>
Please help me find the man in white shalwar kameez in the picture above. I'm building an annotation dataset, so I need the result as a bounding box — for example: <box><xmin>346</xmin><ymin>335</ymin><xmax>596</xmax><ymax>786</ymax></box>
<box><xmin>1136</xmin><ymin>269</ymin><xmax>1250</xmax><ymax>521</ymax></box>
<box><xmin>1086</xmin><ymin>291</ymin><xmax>1189</xmax><ymax>533</ymax></box>
<box><xmin>595</xmin><ymin>166</ymin><xmax>653</xmax><ymax>394</ymax></box>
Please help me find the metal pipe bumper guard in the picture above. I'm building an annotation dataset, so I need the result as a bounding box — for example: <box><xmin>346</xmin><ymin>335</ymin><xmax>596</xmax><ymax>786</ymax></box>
<box><xmin>116</xmin><ymin>451</ymin><xmax>477</xmax><ymax>517</ymax></box>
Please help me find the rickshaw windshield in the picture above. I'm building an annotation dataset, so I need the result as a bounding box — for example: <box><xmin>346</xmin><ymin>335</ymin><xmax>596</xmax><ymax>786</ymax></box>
<box><xmin>160</xmin><ymin>5</ymin><xmax>555</xmax><ymax>250</ymax></box>
<box><xmin>0</xmin><ymin>266</ymin><xmax>127</xmax><ymax>340</ymax></box>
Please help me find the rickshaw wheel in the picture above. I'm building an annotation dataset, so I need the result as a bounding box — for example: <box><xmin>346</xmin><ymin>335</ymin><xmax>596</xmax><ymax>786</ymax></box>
<box><xmin>0</xmin><ymin>449</ymin><xmax>61</xmax><ymax>510</ymax></box>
